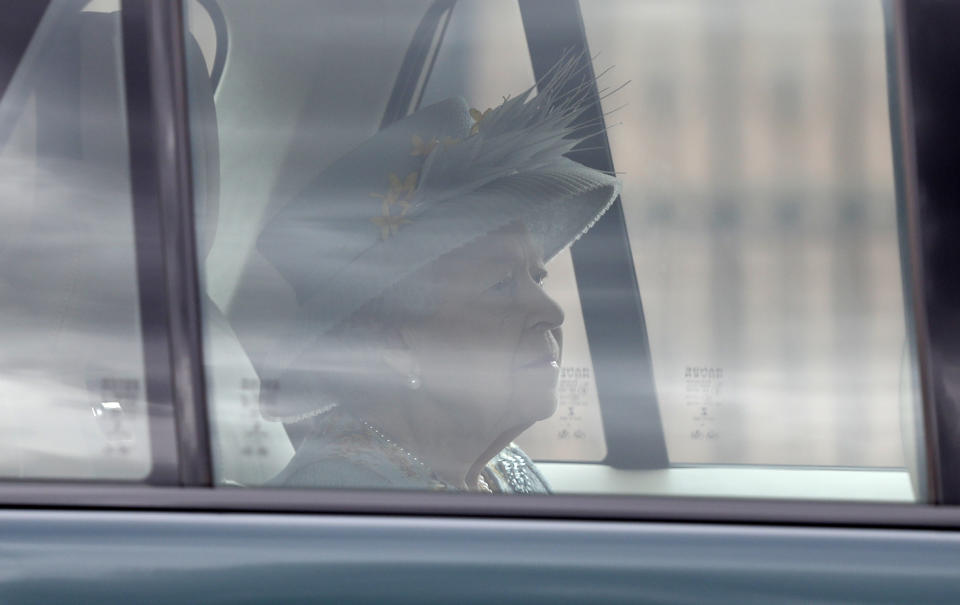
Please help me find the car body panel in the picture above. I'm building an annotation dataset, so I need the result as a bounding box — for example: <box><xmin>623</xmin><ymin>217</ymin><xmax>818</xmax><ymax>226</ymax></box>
<box><xmin>1</xmin><ymin>509</ymin><xmax>960</xmax><ymax>603</ymax></box>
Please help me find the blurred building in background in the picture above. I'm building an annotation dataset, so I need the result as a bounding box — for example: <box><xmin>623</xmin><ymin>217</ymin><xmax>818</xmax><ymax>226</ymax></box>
<box><xmin>427</xmin><ymin>0</ymin><xmax>914</xmax><ymax>468</ymax></box>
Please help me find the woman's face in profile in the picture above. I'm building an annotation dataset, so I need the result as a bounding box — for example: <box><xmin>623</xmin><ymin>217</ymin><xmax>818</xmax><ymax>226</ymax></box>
<box><xmin>398</xmin><ymin>223</ymin><xmax>565</xmax><ymax>436</ymax></box>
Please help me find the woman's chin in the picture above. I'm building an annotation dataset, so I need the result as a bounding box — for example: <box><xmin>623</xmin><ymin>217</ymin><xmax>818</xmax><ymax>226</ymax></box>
<box><xmin>514</xmin><ymin>368</ymin><xmax>561</xmax><ymax>423</ymax></box>
<box><xmin>520</xmin><ymin>390</ymin><xmax>560</xmax><ymax>424</ymax></box>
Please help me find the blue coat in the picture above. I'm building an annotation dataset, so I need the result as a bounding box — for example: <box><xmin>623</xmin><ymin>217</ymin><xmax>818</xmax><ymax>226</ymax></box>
<box><xmin>268</xmin><ymin>406</ymin><xmax>551</xmax><ymax>493</ymax></box>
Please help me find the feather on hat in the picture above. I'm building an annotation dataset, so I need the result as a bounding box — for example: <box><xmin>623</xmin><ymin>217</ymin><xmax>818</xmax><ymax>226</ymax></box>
<box><xmin>257</xmin><ymin>56</ymin><xmax>621</xmax><ymax>421</ymax></box>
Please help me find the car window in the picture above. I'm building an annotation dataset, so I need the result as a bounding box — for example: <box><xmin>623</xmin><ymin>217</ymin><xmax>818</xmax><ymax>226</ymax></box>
<box><xmin>578</xmin><ymin>0</ymin><xmax>922</xmax><ymax>471</ymax></box>
<box><xmin>0</xmin><ymin>0</ymin><xmax>154</xmax><ymax>480</ymax></box>
<box><xmin>189</xmin><ymin>0</ymin><xmax>924</xmax><ymax>501</ymax></box>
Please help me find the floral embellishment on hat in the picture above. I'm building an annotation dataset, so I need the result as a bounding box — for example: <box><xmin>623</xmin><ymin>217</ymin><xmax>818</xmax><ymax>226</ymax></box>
<box><xmin>410</xmin><ymin>134</ymin><xmax>439</xmax><ymax>157</ymax></box>
<box><xmin>412</xmin><ymin>134</ymin><xmax>460</xmax><ymax>156</ymax></box>
<box><xmin>372</xmin><ymin>171</ymin><xmax>417</xmax><ymax>209</ymax></box>
<box><xmin>469</xmin><ymin>107</ymin><xmax>491</xmax><ymax>136</ymax></box>
<box><xmin>370</xmin><ymin>204</ymin><xmax>412</xmax><ymax>240</ymax></box>
<box><xmin>371</xmin><ymin>171</ymin><xmax>418</xmax><ymax>239</ymax></box>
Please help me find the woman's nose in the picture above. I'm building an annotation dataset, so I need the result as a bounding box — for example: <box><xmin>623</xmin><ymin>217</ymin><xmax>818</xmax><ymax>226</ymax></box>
<box><xmin>519</xmin><ymin>275</ymin><xmax>564</xmax><ymax>331</ymax></box>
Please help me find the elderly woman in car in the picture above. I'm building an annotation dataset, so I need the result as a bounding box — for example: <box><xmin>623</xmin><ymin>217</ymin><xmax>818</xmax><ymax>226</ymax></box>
<box><xmin>255</xmin><ymin>61</ymin><xmax>619</xmax><ymax>493</ymax></box>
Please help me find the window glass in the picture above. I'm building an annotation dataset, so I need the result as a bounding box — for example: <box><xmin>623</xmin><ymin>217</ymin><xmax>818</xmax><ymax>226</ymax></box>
<box><xmin>0</xmin><ymin>1</ymin><xmax>152</xmax><ymax>480</ymax></box>
<box><xmin>580</xmin><ymin>0</ymin><xmax>919</xmax><ymax>470</ymax></box>
<box><xmin>191</xmin><ymin>0</ymin><xmax>923</xmax><ymax>501</ymax></box>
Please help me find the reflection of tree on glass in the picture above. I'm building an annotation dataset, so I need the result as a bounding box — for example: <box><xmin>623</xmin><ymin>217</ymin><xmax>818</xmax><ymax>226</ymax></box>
<box><xmin>256</xmin><ymin>60</ymin><xmax>620</xmax><ymax>492</ymax></box>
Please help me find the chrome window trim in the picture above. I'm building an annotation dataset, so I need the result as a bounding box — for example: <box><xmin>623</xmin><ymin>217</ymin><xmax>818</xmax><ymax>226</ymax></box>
<box><xmin>2</xmin><ymin>482</ymin><xmax>960</xmax><ymax>530</ymax></box>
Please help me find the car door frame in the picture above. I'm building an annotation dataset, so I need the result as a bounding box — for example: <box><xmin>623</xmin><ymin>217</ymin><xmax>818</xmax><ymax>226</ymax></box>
<box><xmin>0</xmin><ymin>0</ymin><xmax>959</xmax><ymax>530</ymax></box>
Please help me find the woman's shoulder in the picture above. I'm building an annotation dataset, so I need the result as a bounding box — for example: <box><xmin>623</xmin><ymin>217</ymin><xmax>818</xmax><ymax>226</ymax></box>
<box><xmin>267</xmin><ymin>409</ymin><xmax>449</xmax><ymax>490</ymax></box>
<box><xmin>268</xmin><ymin>453</ymin><xmax>394</xmax><ymax>489</ymax></box>
<box><xmin>266</xmin><ymin>409</ymin><xmax>550</xmax><ymax>493</ymax></box>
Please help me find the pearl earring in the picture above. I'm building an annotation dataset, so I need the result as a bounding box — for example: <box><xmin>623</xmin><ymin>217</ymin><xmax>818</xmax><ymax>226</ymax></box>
<box><xmin>407</xmin><ymin>373</ymin><xmax>421</xmax><ymax>390</ymax></box>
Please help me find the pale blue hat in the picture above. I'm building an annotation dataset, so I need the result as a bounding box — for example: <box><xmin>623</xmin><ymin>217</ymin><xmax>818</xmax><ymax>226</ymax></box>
<box><xmin>257</xmin><ymin>63</ymin><xmax>621</xmax><ymax>421</ymax></box>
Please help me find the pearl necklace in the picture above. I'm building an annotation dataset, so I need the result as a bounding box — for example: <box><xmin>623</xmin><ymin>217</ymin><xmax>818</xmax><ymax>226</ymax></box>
<box><xmin>359</xmin><ymin>418</ymin><xmax>429</xmax><ymax>470</ymax></box>
<box><xmin>359</xmin><ymin>418</ymin><xmax>492</xmax><ymax>493</ymax></box>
